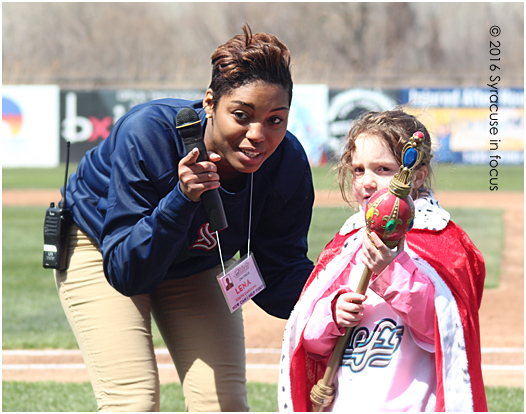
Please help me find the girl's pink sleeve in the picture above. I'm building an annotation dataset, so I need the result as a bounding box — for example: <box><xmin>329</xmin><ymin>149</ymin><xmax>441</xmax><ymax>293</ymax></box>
<box><xmin>302</xmin><ymin>289</ymin><xmax>348</xmax><ymax>359</ymax></box>
<box><xmin>369</xmin><ymin>251</ymin><xmax>435</xmax><ymax>346</ymax></box>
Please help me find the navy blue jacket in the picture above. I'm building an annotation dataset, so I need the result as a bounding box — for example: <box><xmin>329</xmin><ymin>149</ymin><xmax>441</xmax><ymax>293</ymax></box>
<box><xmin>65</xmin><ymin>98</ymin><xmax>314</xmax><ymax>318</ymax></box>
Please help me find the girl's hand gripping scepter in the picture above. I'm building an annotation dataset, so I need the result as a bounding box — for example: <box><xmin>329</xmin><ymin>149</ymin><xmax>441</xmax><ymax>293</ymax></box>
<box><xmin>310</xmin><ymin>132</ymin><xmax>425</xmax><ymax>412</ymax></box>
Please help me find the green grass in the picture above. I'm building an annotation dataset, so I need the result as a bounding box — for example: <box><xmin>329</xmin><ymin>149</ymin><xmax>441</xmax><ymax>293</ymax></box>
<box><xmin>486</xmin><ymin>386</ymin><xmax>525</xmax><ymax>412</ymax></box>
<box><xmin>1</xmin><ymin>381</ymin><xmax>277</xmax><ymax>412</ymax></box>
<box><xmin>2</xmin><ymin>165</ymin><xmax>79</xmax><ymax>189</ymax></box>
<box><xmin>307</xmin><ymin>205</ymin><xmax>355</xmax><ymax>262</ymax></box>
<box><xmin>447</xmin><ymin>208</ymin><xmax>503</xmax><ymax>288</ymax></box>
<box><xmin>2</xmin><ymin>382</ymin><xmax>522</xmax><ymax>412</ymax></box>
<box><xmin>310</xmin><ymin>164</ymin><xmax>524</xmax><ymax>192</ymax></box>
<box><xmin>3</xmin><ymin>163</ymin><xmax>524</xmax><ymax>191</ymax></box>
<box><xmin>311</xmin><ymin>164</ymin><xmax>340</xmax><ymax>192</ymax></box>
<box><xmin>2</xmin><ymin>382</ymin><xmax>98</xmax><ymax>412</ymax></box>
<box><xmin>432</xmin><ymin>164</ymin><xmax>524</xmax><ymax>192</ymax></box>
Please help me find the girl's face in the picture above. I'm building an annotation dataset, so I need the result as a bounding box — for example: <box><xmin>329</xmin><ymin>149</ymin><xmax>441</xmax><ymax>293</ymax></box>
<box><xmin>351</xmin><ymin>133</ymin><xmax>400</xmax><ymax>209</ymax></box>
<box><xmin>203</xmin><ymin>81</ymin><xmax>290</xmax><ymax>179</ymax></box>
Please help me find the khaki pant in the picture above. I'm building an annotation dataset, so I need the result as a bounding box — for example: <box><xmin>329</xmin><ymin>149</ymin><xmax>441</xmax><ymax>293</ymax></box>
<box><xmin>55</xmin><ymin>225</ymin><xmax>248</xmax><ymax>412</ymax></box>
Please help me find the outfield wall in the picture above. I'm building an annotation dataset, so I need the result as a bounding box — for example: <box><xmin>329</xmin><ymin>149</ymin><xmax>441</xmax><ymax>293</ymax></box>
<box><xmin>3</xmin><ymin>85</ymin><xmax>524</xmax><ymax>167</ymax></box>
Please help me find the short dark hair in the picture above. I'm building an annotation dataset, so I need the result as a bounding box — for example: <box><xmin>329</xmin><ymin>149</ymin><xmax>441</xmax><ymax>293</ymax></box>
<box><xmin>208</xmin><ymin>24</ymin><xmax>293</xmax><ymax>108</ymax></box>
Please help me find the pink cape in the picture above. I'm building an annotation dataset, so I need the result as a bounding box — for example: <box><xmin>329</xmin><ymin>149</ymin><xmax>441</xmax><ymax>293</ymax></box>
<box><xmin>278</xmin><ymin>221</ymin><xmax>487</xmax><ymax>412</ymax></box>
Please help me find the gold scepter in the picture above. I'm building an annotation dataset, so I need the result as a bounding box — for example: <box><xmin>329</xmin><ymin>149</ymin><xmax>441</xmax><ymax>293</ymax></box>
<box><xmin>310</xmin><ymin>132</ymin><xmax>425</xmax><ymax>412</ymax></box>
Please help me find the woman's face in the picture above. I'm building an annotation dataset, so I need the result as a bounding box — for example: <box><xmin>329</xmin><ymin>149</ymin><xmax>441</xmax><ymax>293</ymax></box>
<box><xmin>203</xmin><ymin>81</ymin><xmax>290</xmax><ymax>178</ymax></box>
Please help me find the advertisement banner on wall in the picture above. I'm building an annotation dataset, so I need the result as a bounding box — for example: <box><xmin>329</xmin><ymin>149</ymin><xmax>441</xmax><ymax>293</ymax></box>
<box><xmin>2</xmin><ymin>85</ymin><xmax>60</xmax><ymax>167</ymax></box>
<box><xmin>327</xmin><ymin>88</ymin><xmax>401</xmax><ymax>161</ymax></box>
<box><xmin>401</xmin><ymin>87</ymin><xmax>524</xmax><ymax>164</ymax></box>
<box><xmin>5</xmin><ymin>85</ymin><xmax>522</xmax><ymax>168</ymax></box>
<box><xmin>59</xmin><ymin>89</ymin><xmax>205</xmax><ymax>163</ymax></box>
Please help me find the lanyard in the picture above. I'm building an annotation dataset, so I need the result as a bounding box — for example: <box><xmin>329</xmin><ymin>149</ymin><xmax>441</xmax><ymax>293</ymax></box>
<box><xmin>216</xmin><ymin>172</ymin><xmax>253</xmax><ymax>276</ymax></box>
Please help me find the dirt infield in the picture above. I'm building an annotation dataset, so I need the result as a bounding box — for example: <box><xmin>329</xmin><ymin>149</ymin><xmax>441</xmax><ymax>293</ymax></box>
<box><xmin>2</xmin><ymin>189</ymin><xmax>524</xmax><ymax>388</ymax></box>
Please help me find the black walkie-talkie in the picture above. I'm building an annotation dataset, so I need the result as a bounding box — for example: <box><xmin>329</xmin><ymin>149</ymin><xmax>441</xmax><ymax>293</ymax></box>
<box><xmin>43</xmin><ymin>141</ymin><xmax>72</xmax><ymax>271</ymax></box>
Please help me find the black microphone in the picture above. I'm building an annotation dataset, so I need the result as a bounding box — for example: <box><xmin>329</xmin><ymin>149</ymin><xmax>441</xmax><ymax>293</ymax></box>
<box><xmin>176</xmin><ymin>107</ymin><xmax>228</xmax><ymax>232</ymax></box>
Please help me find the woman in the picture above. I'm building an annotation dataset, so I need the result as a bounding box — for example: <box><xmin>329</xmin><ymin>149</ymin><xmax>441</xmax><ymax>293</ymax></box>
<box><xmin>56</xmin><ymin>25</ymin><xmax>314</xmax><ymax>411</ymax></box>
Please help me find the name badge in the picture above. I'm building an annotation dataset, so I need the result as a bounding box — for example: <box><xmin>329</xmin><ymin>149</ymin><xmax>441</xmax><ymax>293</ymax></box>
<box><xmin>217</xmin><ymin>253</ymin><xmax>266</xmax><ymax>313</ymax></box>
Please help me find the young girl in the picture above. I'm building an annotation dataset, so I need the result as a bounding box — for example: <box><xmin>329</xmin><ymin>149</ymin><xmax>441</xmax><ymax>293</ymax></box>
<box><xmin>278</xmin><ymin>110</ymin><xmax>487</xmax><ymax>412</ymax></box>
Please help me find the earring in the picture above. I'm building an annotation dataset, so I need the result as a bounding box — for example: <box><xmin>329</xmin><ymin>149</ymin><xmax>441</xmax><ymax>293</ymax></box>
<box><xmin>206</xmin><ymin>114</ymin><xmax>212</xmax><ymax>119</ymax></box>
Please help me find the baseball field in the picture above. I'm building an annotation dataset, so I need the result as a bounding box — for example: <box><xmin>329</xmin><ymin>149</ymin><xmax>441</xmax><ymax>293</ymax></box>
<box><xmin>2</xmin><ymin>164</ymin><xmax>524</xmax><ymax>411</ymax></box>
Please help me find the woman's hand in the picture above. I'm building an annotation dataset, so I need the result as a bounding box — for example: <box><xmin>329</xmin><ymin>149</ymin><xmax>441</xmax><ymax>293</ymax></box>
<box><xmin>334</xmin><ymin>292</ymin><xmax>366</xmax><ymax>329</ymax></box>
<box><xmin>360</xmin><ymin>231</ymin><xmax>405</xmax><ymax>275</ymax></box>
<box><xmin>178</xmin><ymin>148</ymin><xmax>221</xmax><ymax>202</ymax></box>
